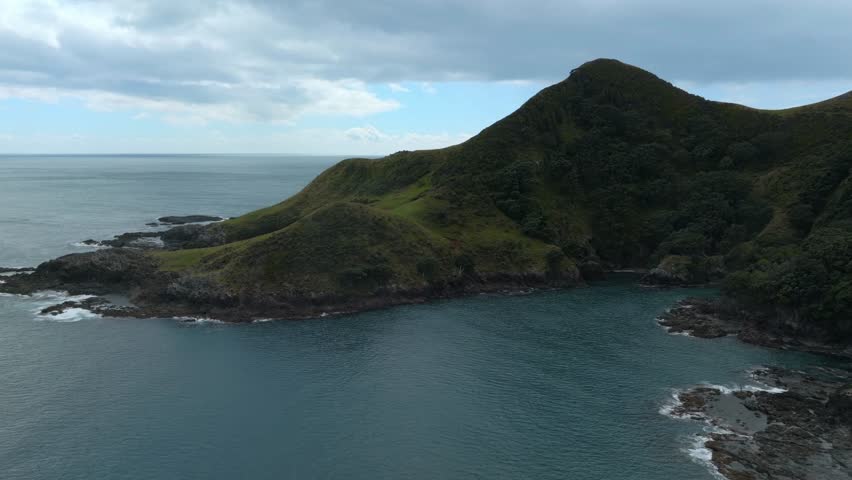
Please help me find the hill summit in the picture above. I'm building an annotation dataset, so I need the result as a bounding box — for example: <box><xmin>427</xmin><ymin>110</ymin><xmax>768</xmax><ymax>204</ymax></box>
<box><xmin>5</xmin><ymin>59</ymin><xmax>852</xmax><ymax>341</ymax></box>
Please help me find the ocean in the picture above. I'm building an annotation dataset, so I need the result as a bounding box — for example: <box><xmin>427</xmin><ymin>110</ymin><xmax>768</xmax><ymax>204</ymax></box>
<box><xmin>0</xmin><ymin>155</ymin><xmax>832</xmax><ymax>479</ymax></box>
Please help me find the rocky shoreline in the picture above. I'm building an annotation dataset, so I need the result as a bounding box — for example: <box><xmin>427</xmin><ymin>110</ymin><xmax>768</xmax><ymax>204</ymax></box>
<box><xmin>80</xmin><ymin>214</ymin><xmax>227</xmax><ymax>249</ymax></box>
<box><xmin>0</xmin><ymin>213</ymin><xmax>589</xmax><ymax>322</ymax></box>
<box><xmin>659</xmin><ymin>297</ymin><xmax>852</xmax><ymax>359</ymax></box>
<box><xmin>0</xmin><ymin>247</ymin><xmax>578</xmax><ymax>323</ymax></box>
<box><xmin>668</xmin><ymin>366</ymin><xmax>852</xmax><ymax>479</ymax></box>
<box><xmin>660</xmin><ymin>297</ymin><xmax>852</xmax><ymax>479</ymax></box>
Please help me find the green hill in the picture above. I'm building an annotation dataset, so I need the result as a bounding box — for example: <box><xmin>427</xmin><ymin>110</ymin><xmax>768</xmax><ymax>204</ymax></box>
<box><xmin>90</xmin><ymin>59</ymin><xmax>852</xmax><ymax>336</ymax></box>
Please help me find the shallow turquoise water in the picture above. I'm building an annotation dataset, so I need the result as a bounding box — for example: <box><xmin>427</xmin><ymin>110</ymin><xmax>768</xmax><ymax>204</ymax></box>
<box><xmin>0</xmin><ymin>156</ymin><xmax>834</xmax><ymax>479</ymax></box>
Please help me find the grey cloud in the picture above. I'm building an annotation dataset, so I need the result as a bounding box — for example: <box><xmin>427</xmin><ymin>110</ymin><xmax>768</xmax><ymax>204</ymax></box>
<box><xmin>0</xmin><ymin>0</ymin><xmax>850</xmax><ymax>122</ymax></box>
<box><xmin>241</xmin><ymin>0</ymin><xmax>852</xmax><ymax>82</ymax></box>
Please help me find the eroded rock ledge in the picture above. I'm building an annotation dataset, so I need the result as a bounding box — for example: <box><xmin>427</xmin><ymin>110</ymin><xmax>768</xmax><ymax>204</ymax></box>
<box><xmin>659</xmin><ymin>297</ymin><xmax>852</xmax><ymax>359</ymax></box>
<box><xmin>672</xmin><ymin>367</ymin><xmax>852</xmax><ymax>480</ymax></box>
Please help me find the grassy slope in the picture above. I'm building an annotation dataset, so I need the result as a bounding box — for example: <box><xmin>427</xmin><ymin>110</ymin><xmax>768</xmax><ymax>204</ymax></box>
<box><xmin>154</xmin><ymin>59</ymin><xmax>852</xmax><ymax>331</ymax></box>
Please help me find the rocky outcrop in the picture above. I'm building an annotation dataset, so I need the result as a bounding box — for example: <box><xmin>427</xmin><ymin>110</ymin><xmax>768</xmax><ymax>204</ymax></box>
<box><xmin>658</xmin><ymin>297</ymin><xmax>743</xmax><ymax>338</ymax></box>
<box><xmin>658</xmin><ymin>297</ymin><xmax>852</xmax><ymax>358</ymax></box>
<box><xmin>579</xmin><ymin>260</ymin><xmax>606</xmax><ymax>281</ymax></box>
<box><xmin>641</xmin><ymin>255</ymin><xmax>725</xmax><ymax>286</ymax></box>
<box><xmin>83</xmin><ymin>231</ymin><xmax>163</xmax><ymax>249</ymax></box>
<box><xmin>159</xmin><ymin>223</ymin><xmax>226</xmax><ymax>249</ymax></box>
<box><xmin>82</xmin><ymin>222</ymin><xmax>226</xmax><ymax>251</ymax></box>
<box><xmin>0</xmin><ymin>248</ymin><xmax>161</xmax><ymax>296</ymax></box>
<box><xmin>671</xmin><ymin>367</ymin><xmax>852</xmax><ymax>480</ymax></box>
<box><xmin>0</xmin><ymin>246</ymin><xmax>581</xmax><ymax>323</ymax></box>
<box><xmin>643</xmin><ymin>255</ymin><xmax>694</xmax><ymax>285</ymax></box>
<box><xmin>39</xmin><ymin>296</ymin><xmax>110</xmax><ymax>316</ymax></box>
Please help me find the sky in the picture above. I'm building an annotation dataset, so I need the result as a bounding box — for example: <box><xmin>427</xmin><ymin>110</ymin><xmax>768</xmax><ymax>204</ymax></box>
<box><xmin>0</xmin><ymin>0</ymin><xmax>851</xmax><ymax>154</ymax></box>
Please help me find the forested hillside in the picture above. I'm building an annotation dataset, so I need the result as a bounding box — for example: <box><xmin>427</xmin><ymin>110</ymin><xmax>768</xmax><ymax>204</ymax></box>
<box><xmin>16</xmin><ymin>59</ymin><xmax>849</xmax><ymax>335</ymax></box>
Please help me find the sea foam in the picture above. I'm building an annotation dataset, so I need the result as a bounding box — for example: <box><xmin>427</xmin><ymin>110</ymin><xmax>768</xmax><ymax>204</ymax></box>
<box><xmin>71</xmin><ymin>241</ymin><xmax>107</xmax><ymax>249</ymax></box>
<box><xmin>35</xmin><ymin>307</ymin><xmax>102</xmax><ymax>322</ymax></box>
<box><xmin>660</xmin><ymin>381</ymin><xmax>786</xmax><ymax>419</ymax></box>
<box><xmin>175</xmin><ymin>316</ymin><xmax>226</xmax><ymax>324</ymax></box>
<box><xmin>685</xmin><ymin>430</ymin><xmax>729</xmax><ymax>480</ymax></box>
<box><xmin>29</xmin><ymin>291</ymin><xmax>101</xmax><ymax>322</ymax></box>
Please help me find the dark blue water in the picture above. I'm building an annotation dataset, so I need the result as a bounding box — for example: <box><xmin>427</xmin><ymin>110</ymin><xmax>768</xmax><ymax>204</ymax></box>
<box><xmin>0</xmin><ymin>156</ymin><xmax>832</xmax><ymax>479</ymax></box>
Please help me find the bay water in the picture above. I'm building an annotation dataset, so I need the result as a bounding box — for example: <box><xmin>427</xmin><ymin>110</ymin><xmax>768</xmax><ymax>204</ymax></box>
<box><xmin>0</xmin><ymin>155</ymin><xmax>832</xmax><ymax>479</ymax></box>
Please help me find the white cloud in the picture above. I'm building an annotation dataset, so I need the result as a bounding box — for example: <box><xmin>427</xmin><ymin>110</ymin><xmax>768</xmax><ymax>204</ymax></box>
<box><xmin>420</xmin><ymin>82</ymin><xmax>437</xmax><ymax>94</ymax></box>
<box><xmin>0</xmin><ymin>78</ymin><xmax>398</xmax><ymax>125</ymax></box>
<box><xmin>295</xmin><ymin>79</ymin><xmax>399</xmax><ymax>118</ymax></box>
<box><xmin>345</xmin><ymin>125</ymin><xmax>388</xmax><ymax>142</ymax></box>
<box><xmin>0</xmin><ymin>125</ymin><xmax>472</xmax><ymax>155</ymax></box>
<box><xmin>0</xmin><ymin>0</ymin><xmax>851</xmax><ymax>130</ymax></box>
<box><xmin>675</xmin><ymin>78</ymin><xmax>852</xmax><ymax>110</ymax></box>
<box><xmin>0</xmin><ymin>0</ymin><xmax>402</xmax><ymax>123</ymax></box>
<box><xmin>388</xmin><ymin>83</ymin><xmax>410</xmax><ymax>93</ymax></box>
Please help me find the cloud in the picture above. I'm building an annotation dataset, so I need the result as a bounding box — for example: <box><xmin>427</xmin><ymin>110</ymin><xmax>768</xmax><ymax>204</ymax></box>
<box><xmin>675</xmin><ymin>78</ymin><xmax>852</xmax><ymax>110</ymax></box>
<box><xmin>345</xmin><ymin>125</ymin><xmax>387</xmax><ymax>142</ymax></box>
<box><xmin>0</xmin><ymin>126</ymin><xmax>472</xmax><ymax>154</ymax></box>
<box><xmin>0</xmin><ymin>0</ymin><xmax>400</xmax><ymax>123</ymax></box>
<box><xmin>419</xmin><ymin>82</ymin><xmax>437</xmax><ymax>94</ymax></box>
<box><xmin>388</xmin><ymin>83</ymin><xmax>410</xmax><ymax>93</ymax></box>
<box><xmin>0</xmin><ymin>0</ymin><xmax>850</xmax><ymax>125</ymax></box>
<box><xmin>343</xmin><ymin>124</ymin><xmax>470</xmax><ymax>150</ymax></box>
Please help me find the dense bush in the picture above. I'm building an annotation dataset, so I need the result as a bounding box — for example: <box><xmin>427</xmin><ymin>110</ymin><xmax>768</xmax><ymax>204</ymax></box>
<box><xmin>176</xmin><ymin>59</ymin><xmax>852</xmax><ymax>341</ymax></box>
<box><xmin>724</xmin><ymin>227</ymin><xmax>852</xmax><ymax>340</ymax></box>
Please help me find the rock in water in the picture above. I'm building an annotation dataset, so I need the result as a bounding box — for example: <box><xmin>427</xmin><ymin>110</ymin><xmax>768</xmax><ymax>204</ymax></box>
<box><xmin>0</xmin><ymin>266</ymin><xmax>35</xmax><ymax>273</ymax></box>
<box><xmin>157</xmin><ymin>215</ymin><xmax>223</xmax><ymax>225</ymax></box>
<box><xmin>672</xmin><ymin>367</ymin><xmax>852</xmax><ymax>480</ymax></box>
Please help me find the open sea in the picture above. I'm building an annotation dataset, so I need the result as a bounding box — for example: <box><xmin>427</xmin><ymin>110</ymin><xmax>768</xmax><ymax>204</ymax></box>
<box><xmin>0</xmin><ymin>155</ymin><xmax>834</xmax><ymax>479</ymax></box>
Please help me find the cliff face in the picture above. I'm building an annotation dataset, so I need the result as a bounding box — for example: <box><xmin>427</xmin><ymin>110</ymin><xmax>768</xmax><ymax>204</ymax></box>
<box><xmin>5</xmin><ymin>59</ymin><xmax>852</xmax><ymax>333</ymax></box>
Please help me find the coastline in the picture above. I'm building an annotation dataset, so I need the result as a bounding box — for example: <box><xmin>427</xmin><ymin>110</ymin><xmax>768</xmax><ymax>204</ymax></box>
<box><xmin>657</xmin><ymin>297</ymin><xmax>852</xmax><ymax>479</ymax></box>
<box><xmin>661</xmin><ymin>366</ymin><xmax>852</xmax><ymax>480</ymax></box>
<box><xmin>0</xmin><ymin>249</ymin><xmax>581</xmax><ymax>323</ymax></box>
<box><xmin>658</xmin><ymin>297</ymin><xmax>852</xmax><ymax>359</ymax></box>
